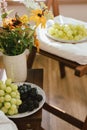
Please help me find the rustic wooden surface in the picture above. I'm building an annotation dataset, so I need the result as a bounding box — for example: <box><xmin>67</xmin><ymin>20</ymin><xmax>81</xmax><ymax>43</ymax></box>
<box><xmin>0</xmin><ymin>54</ymin><xmax>87</xmax><ymax>130</ymax></box>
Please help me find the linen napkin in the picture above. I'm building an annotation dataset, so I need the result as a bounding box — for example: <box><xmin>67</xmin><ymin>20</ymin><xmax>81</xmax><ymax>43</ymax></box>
<box><xmin>0</xmin><ymin>111</ymin><xmax>18</xmax><ymax>130</ymax></box>
<box><xmin>36</xmin><ymin>15</ymin><xmax>87</xmax><ymax>65</ymax></box>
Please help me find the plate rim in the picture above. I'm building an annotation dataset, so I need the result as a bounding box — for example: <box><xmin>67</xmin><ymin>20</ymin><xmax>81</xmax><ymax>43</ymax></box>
<box><xmin>7</xmin><ymin>82</ymin><xmax>46</xmax><ymax>118</ymax></box>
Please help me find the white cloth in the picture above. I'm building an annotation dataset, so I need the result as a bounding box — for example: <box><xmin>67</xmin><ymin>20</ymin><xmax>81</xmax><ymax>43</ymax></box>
<box><xmin>36</xmin><ymin>15</ymin><xmax>87</xmax><ymax>65</ymax></box>
<box><xmin>0</xmin><ymin>111</ymin><xmax>18</xmax><ymax>130</ymax></box>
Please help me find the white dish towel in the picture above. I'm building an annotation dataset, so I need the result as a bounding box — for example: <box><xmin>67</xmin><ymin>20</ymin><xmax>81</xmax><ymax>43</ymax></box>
<box><xmin>0</xmin><ymin>111</ymin><xmax>18</xmax><ymax>130</ymax></box>
<box><xmin>36</xmin><ymin>15</ymin><xmax>87</xmax><ymax>65</ymax></box>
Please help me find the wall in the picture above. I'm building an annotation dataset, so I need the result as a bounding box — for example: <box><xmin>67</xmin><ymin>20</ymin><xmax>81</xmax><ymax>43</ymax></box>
<box><xmin>6</xmin><ymin>1</ymin><xmax>87</xmax><ymax>22</ymax></box>
<box><xmin>59</xmin><ymin>3</ymin><xmax>87</xmax><ymax>22</ymax></box>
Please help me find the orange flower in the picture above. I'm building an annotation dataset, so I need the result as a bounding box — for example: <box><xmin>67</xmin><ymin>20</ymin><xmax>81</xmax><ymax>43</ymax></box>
<box><xmin>2</xmin><ymin>18</ymin><xmax>12</xmax><ymax>28</ymax></box>
<box><xmin>34</xmin><ymin>33</ymin><xmax>40</xmax><ymax>52</ymax></box>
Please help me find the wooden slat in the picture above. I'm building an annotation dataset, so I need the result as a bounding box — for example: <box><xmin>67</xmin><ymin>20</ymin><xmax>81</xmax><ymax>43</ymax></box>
<box><xmin>43</xmin><ymin>102</ymin><xmax>84</xmax><ymax>129</ymax></box>
<box><xmin>30</xmin><ymin>47</ymin><xmax>87</xmax><ymax>77</ymax></box>
<box><xmin>39</xmin><ymin>49</ymin><xmax>78</xmax><ymax>69</ymax></box>
<box><xmin>52</xmin><ymin>0</ymin><xmax>59</xmax><ymax>16</ymax></box>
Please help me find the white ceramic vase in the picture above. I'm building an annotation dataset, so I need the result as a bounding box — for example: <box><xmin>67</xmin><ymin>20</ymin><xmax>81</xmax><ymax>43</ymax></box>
<box><xmin>3</xmin><ymin>51</ymin><xmax>27</xmax><ymax>83</ymax></box>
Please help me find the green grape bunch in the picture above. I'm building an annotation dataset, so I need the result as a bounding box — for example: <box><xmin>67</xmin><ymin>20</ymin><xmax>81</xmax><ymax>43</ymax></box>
<box><xmin>0</xmin><ymin>79</ymin><xmax>22</xmax><ymax>116</ymax></box>
<box><xmin>48</xmin><ymin>23</ymin><xmax>87</xmax><ymax>42</ymax></box>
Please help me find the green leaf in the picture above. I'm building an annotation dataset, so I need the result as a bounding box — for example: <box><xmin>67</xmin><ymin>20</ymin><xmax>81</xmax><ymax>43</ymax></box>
<box><xmin>1</xmin><ymin>10</ymin><xmax>14</xmax><ymax>19</ymax></box>
<box><xmin>1</xmin><ymin>13</ymin><xmax>8</xmax><ymax>19</ymax></box>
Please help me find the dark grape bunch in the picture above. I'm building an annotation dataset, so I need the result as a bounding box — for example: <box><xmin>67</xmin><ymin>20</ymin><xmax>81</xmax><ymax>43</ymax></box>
<box><xmin>18</xmin><ymin>83</ymin><xmax>43</xmax><ymax>113</ymax></box>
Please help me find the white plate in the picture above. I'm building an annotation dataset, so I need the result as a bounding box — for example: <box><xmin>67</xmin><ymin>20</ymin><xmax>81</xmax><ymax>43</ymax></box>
<box><xmin>46</xmin><ymin>28</ymin><xmax>87</xmax><ymax>44</ymax></box>
<box><xmin>7</xmin><ymin>82</ymin><xmax>46</xmax><ymax>118</ymax></box>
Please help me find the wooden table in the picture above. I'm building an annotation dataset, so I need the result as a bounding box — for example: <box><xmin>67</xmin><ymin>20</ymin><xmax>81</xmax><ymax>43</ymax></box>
<box><xmin>0</xmin><ymin>68</ymin><xmax>87</xmax><ymax>130</ymax></box>
<box><xmin>0</xmin><ymin>68</ymin><xmax>44</xmax><ymax>130</ymax></box>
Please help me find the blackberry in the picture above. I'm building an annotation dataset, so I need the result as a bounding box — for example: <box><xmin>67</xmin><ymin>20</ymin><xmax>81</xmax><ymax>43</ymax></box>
<box><xmin>33</xmin><ymin>100</ymin><xmax>39</xmax><ymax>108</ymax></box>
<box><xmin>18</xmin><ymin>102</ymin><xmax>28</xmax><ymax>113</ymax></box>
<box><xmin>29</xmin><ymin>88</ymin><xmax>37</xmax><ymax>98</ymax></box>
<box><xmin>36</xmin><ymin>94</ymin><xmax>43</xmax><ymax>102</ymax></box>
<box><xmin>27</xmin><ymin>100</ymin><xmax>35</xmax><ymax>111</ymax></box>
<box><xmin>18</xmin><ymin>84</ymin><xmax>32</xmax><ymax>101</ymax></box>
<box><xmin>26</xmin><ymin>98</ymin><xmax>33</xmax><ymax>106</ymax></box>
<box><xmin>18</xmin><ymin>84</ymin><xmax>43</xmax><ymax>113</ymax></box>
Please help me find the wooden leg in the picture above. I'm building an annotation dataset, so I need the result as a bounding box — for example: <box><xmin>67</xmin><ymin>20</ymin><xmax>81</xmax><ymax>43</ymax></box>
<box><xmin>27</xmin><ymin>47</ymin><xmax>37</xmax><ymax>69</ymax></box>
<box><xmin>59</xmin><ymin>62</ymin><xmax>66</xmax><ymax>78</ymax></box>
<box><xmin>82</xmin><ymin>116</ymin><xmax>87</xmax><ymax>130</ymax></box>
<box><xmin>40</xmin><ymin>127</ymin><xmax>45</xmax><ymax>130</ymax></box>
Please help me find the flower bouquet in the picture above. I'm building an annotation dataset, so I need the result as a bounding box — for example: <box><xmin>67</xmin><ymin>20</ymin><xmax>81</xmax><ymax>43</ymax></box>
<box><xmin>0</xmin><ymin>0</ymin><xmax>53</xmax><ymax>82</ymax></box>
<box><xmin>0</xmin><ymin>0</ymin><xmax>53</xmax><ymax>56</ymax></box>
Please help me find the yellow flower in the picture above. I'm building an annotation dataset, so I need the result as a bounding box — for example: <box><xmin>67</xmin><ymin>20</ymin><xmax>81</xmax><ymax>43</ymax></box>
<box><xmin>20</xmin><ymin>15</ymin><xmax>29</xmax><ymax>24</ymax></box>
<box><xmin>29</xmin><ymin>9</ymin><xmax>46</xmax><ymax>28</ymax></box>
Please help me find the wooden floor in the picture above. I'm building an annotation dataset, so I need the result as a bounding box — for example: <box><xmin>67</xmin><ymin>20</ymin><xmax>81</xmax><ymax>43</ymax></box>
<box><xmin>0</xmin><ymin>54</ymin><xmax>87</xmax><ymax>130</ymax></box>
<box><xmin>32</xmin><ymin>54</ymin><xmax>87</xmax><ymax>130</ymax></box>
